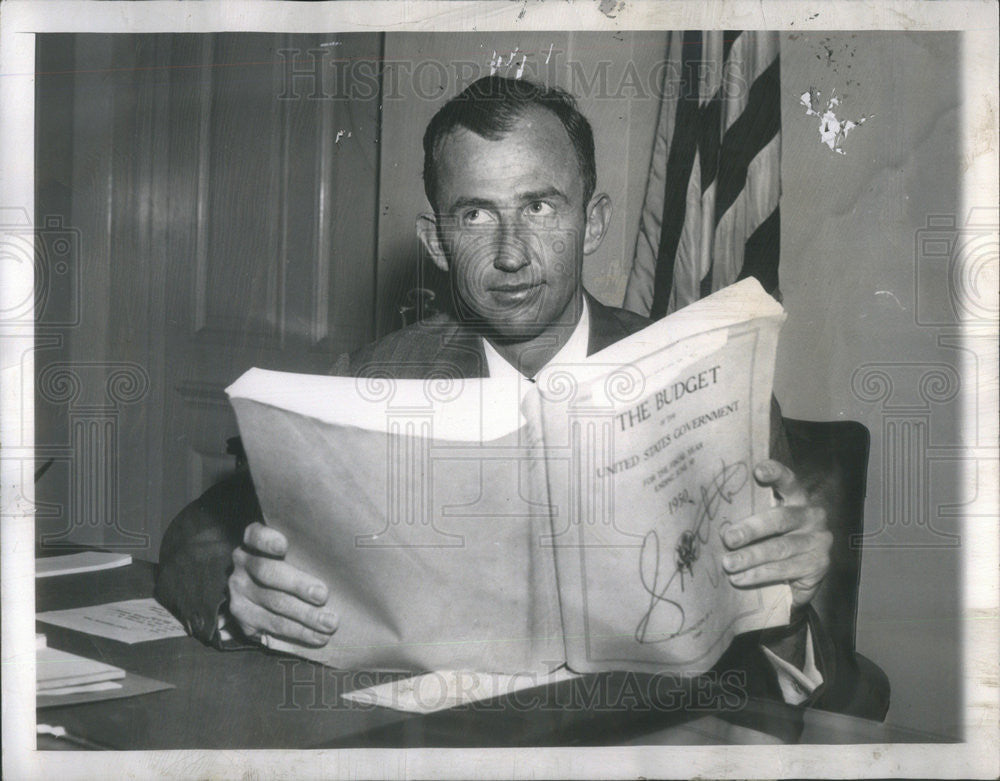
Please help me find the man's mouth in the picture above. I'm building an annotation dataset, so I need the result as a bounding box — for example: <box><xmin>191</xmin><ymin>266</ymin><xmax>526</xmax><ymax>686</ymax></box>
<box><xmin>489</xmin><ymin>282</ymin><xmax>544</xmax><ymax>305</ymax></box>
<box><xmin>491</xmin><ymin>282</ymin><xmax>543</xmax><ymax>294</ymax></box>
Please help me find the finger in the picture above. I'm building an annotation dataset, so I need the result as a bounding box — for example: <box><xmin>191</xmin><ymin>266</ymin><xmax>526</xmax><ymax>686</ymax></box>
<box><xmin>243</xmin><ymin>523</ymin><xmax>288</xmax><ymax>556</ymax></box>
<box><xmin>721</xmin><ymin>532</ymin><xmax>814</xmax><ymax>573</ymax></box>
<box><xmin>227</xmin><ymin>579</ymin><xmax>265</xmax><ymax>638</ymax></box>
<box><xmin>727</xmin><ymin>550</ymin><xmax>828</xmax><ymax>590</ymax></box>
<box><xmin>753</xmin><ymin>460</ymin><xmax>807</xmax><ymax>505</ymax></box>
<box><xmin>244</xmin><ymin>555</ymin><xmax>329</xmax><ymax>606</ymax></box>
<box><xmin>228</xmin><ymin>568</ymin><xmax>336</xmax><ymax>637</ymax></box>
<box><xmin>255</xmin><ymin>587</ymin><xmax>340</xmax><ymax>635</ymax></box>
<box><xmin>230</xmin><ymin>597</ymin><xmax>333</xmax><ymax>647</ymax></box>
<box><xmin>723</xmin><ymin>506</ymin><xmax>816</xmax><ymax>548</ymax></box>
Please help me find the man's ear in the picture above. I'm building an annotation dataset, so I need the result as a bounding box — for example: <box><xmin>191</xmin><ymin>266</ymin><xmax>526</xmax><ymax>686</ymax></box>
<box><xmin>416</xmin><ymin>213</ymin><xmax>449</xmax><ymax>273</ymax></box>
<box><xmin>582</xmin><ymin>193</ymin><xmax>612</xmax><ymax>256</ymax></box>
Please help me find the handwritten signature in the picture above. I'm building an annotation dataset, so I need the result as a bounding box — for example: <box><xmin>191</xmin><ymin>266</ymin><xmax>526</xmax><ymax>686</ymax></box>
<box><xmin>634</xmin><ymin>459</ymin><xmax>749</xmax><ymax>644</ymax></box>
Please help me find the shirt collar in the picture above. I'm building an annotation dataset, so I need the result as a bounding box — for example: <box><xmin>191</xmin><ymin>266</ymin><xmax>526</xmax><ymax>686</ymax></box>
<box><xmin>481</xmin><ymin>296</ymin><xmax>591</xmax><ymax>381</ymax></box>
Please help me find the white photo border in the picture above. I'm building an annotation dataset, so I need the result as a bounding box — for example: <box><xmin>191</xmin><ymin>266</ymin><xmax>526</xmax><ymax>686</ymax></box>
<box><xmin>2</xmin><ymin>1</ymin><xmax>997</xmax><ymax>778</ymax></box>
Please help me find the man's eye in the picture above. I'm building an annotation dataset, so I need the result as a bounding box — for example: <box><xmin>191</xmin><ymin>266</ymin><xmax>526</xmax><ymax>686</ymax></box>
<box><xmin>525</xmin><ymin>201</ymin><xmax>555</xmax><ymax>217</ymax></box>
<box><xmin>462</xmin><ymin>209</ymin><xmax>495</xmax><ymax>226</ymax></box>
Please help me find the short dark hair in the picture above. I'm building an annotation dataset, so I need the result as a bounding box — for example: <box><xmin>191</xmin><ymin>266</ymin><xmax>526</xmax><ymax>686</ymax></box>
<box><xmin>422</xmin><ymin>75</ymin><xmax>597</xmax><ymax>212</ymax></box>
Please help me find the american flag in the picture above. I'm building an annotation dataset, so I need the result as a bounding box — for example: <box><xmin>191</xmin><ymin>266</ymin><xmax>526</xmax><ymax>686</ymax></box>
<box><xmin>624</xmin><ymin>31</ymin><xmax>782</xmax><ymax>318</ymax></box>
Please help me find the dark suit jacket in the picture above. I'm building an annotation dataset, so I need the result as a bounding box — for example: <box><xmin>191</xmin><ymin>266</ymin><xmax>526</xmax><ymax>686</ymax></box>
<box><xmin>154</xmin><ymin>292</ymin><xmax>888</xmax><ymax>721</ymax></box>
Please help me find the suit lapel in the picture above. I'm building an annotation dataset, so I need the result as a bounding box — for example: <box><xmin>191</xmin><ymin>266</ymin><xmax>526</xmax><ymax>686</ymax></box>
<box><xmin>434</xmin><ymin>323</ymin><xmax>489</xmax><ymax>379</ymax></box>
<box><xmin>585</xmin><ymin>291</ymin><xmax>634</xmax><ymax>356</ymax></box>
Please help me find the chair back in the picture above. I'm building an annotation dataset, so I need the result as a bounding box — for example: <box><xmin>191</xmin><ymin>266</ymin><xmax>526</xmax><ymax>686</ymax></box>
<box><xmin>782</xmin><ymin>418</ymin><xmax>870</xmax><ymax>654</ymax></box>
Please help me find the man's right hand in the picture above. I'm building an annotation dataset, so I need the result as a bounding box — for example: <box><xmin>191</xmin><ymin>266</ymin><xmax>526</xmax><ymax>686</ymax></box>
<box><xmin>228</xmin><ymin>522</ymin><xmax>339</xmax><ymax>646</ymax></box>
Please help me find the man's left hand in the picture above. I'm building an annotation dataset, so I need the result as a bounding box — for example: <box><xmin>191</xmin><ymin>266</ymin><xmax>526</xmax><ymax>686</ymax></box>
<box><xmin>721</xmin><ymin>459</ymin><xmax>832</xmax><ymax>608</ymax></box>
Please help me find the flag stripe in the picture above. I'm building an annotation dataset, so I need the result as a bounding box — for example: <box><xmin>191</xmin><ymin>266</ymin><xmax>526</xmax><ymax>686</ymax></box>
<box><xmin>672</xmin><ymin>151</ymin><xmax>707</xmax><ymax>313</ymax></box>
<box><xmin>622</xmin><ymin>31</ymin><xmax>685</xmax><ymax>316</ymax></box>
<box><xmin>722</xmin><ymin>30</ymin><xmax>740</xmax><ymax>62</ymax></box>
<box><xmin>698</xmin><ymin>31</ymin><xmax>725</xmax><ymax>108</ymax></box>
<box><xmin>650</xmin><ymin>31</ymin><xmax>704</xmax><ymax>319</ymax></box>
<box><xmin>722</xmin><ymin>33</ymin><xmax>778</xmax><ymax>134</ymax></box>
<box><xmin>713</xmin><ymin>55</ymin><xmax>780</xmax><ymax>226</ymax></box>
<box><xmin>710</xmin><ymin>133</ymin><xmax>781</xmax><ymax>293</ymax></box>
<box><xmin>698</xmin><ymin>96</ymin><xmax>722</xmax><ymax>191</ymax></box>
<box><xmin>701</xmin><ymin>52</ymin><xmax>780</xmax><ymax>297</ymax></box>
<box><xmin>698</xmin><ymin>32</ymin><xmax>745</xmax><ymax>194</ymax></box>
<box><xmin>737</xmin><ymin>206</ymin><xmax>781</xmax><ymax>293</ymax></box>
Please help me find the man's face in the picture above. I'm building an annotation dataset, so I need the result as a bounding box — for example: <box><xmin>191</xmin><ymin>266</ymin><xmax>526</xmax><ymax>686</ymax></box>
<box><xmin>421</xmin><ymin>107</ymin><xmax>607</xmax><ymax>342</ymax></box>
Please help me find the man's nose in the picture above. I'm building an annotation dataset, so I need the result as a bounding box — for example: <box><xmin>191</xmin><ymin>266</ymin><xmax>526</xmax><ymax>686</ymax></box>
<box><xmin>491</xmin><ymin>222</ymin><xmax>532</xmax><ymax>273</ymax></box>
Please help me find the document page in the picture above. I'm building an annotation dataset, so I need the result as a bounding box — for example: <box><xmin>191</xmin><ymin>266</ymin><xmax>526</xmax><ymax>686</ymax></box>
<box><xmin>228</xmin><ymin>371</ymin><xmax>564</xmax><ymax>673</ymax></box>
<box><xmin>37</xmin><ymin>598</ymin><xmax>188</xmax><ymax>644</ymax></box>
<box><xmin>534</xmin><ymin>279</ymin><xmax>792</xmax><ymax>674</ymax></box>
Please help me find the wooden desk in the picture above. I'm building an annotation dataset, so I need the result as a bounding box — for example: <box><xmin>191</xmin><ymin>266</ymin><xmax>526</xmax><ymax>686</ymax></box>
<box><xmin>36</xmin><ymin>560</ymin><xmax>943</xmax><ymax>749</ymax></box>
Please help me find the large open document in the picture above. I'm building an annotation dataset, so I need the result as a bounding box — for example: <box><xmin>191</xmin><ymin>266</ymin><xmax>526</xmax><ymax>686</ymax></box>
<box><xmin>227</xmin><ymin>278</ymin><xmax>791</xmax><ymax>675</ymax></box>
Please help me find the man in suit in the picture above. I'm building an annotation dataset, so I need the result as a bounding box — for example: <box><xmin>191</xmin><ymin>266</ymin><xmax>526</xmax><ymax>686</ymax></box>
<box><xmin>156</xmin><ymin>76</ymin><xmax>884</xmax><ymax>717</ymax></box>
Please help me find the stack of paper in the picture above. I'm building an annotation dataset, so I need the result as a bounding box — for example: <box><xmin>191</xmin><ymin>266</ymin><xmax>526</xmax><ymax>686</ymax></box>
<box><xmin>36</xmin><ymin>551</ymin><xmax>132</xmax><ymax>578</ymax></box>
<box><xmin>37</xmin><ymin>645</ymin><xmax>125</xmax><ymax>696</ymax></box>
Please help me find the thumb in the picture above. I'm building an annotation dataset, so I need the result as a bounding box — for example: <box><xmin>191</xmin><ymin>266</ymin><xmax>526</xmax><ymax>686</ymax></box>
<box><xmin>753</xmin><ymin>459</ymin><xmax>806</xmax><ymax>505</ymax></box>
<box><xmin>243</xmin><ymin>522</ymin><xmax>288</xmax><ymax>556</ymax></box>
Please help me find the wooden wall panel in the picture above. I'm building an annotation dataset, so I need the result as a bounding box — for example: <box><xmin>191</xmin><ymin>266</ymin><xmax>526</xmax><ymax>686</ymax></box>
<box><xmin>35</xmin><ymin>33</ymin><xmax>383</xmax><ymax>560</ymax></box>
<box><xmin>200</xmin><ymin>36</ymin><xmax>283</xmax><ymax>339</ymax></box>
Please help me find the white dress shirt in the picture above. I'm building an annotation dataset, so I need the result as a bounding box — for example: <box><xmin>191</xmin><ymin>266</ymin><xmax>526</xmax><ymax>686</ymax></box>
<box><xmin>481</xmin><ymin>295</ymin><xmax>592</xmax><ymax>382</ymax></box>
